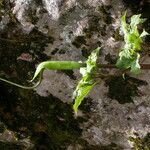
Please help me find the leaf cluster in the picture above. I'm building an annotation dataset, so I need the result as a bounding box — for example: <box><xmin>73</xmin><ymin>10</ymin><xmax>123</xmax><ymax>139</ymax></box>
<box><xmin>73</xmin><ymin>47</ymin><xmax>100</xmax><ymax>113</ymax></box>
<box><xmin>116</xmin><ymin>13</ymin><xmax>149</xmax><ymax>74</ymax></box>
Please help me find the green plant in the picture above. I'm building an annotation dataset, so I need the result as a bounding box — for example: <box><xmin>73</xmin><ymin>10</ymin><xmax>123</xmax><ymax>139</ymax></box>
<box><xmin>0</xmin><ymin>48</ymin><xmax>100</xmax><ymax>113</ymax></box>
<box><xmin>73</xmin><ymin>47</ymin><xmax>100</xmax><ymax>113</ymax></box>
<box><xmin>116</xmin><ymin>12</ymin><xmax>149</xmax><ymax>74</ymax></box>
<box><xmin>0</xmin><ymin>13</ymin><xmax>149</xmax><ymax>113</ymax></box>
<box><xmin>30</xmin><ymin>61</ymin><xmax>85</xmax><ymax>82</ymax></box>
<box><xmin>129</xmin><ymin>133</ymin><xmax>150</xmax><ymax>150</ymax></box>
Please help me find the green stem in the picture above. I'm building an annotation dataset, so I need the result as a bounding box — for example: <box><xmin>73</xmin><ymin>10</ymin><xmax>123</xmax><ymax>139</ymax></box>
<box><xmin>0</xmin><ymin>62</ymin><xmax>149</xmax><ymax>89</ymax></box>
<box><xmin>0</xmin><ymin>72</ymin><xmax>43</xmax><ymax>89</ymax></box>
<box><xmin>96</xmin><ymin>63</ymin><xmax>150</xmax><ymax>70</ymax></box>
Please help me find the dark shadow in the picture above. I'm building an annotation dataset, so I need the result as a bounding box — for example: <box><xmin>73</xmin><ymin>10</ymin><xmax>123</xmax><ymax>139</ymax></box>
<box><xmin>105</xmin><ymin>75</ymin><xmax>147</xmax><ymax>104</ymax></box>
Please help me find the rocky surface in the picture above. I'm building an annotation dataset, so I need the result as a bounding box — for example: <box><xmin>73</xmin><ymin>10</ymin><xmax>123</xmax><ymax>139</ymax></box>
<box><xmin>0</xmin><ymin>0</ymin><xmax>150</xmax><ymax>149</ymax></box>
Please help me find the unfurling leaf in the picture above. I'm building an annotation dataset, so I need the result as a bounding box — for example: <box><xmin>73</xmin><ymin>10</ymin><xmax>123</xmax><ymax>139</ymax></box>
<box><xmin>73</xmin><ymin>47</ymin><xmax>100</xmax><ymax>113</ymax></box>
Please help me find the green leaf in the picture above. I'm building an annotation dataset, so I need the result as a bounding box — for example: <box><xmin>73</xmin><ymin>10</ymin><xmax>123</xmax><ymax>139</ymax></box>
<box><xmin>30</xmin><ymin>62</ymin><xmax>45</xmax><ymax>82</ymax></box>
<box><xmin>130</xmin><ymin>14</ymin><xmax>144</xmax><ymax>27</ymax></box>
<box><xmin>130</xmin><ymin>53</ymin><xmax>141</xmax><ymax>74</ymax></box>
<box><xmin>116</xmin><ymin>57</ymin><xmax>132</xmax><ymax>69</ymax></box>
<box><xmin>140</xmin><ymin>30</ymin><xmax>149</xmax><ymax>38</ymax></box>
<box><xmin>73</xmin><ymin>47</ymin><xmax>100</xmax><ymax>113</ymax></box>
<box><xmin>116</xmin><ymin>12</ymin><xmax>149</xmax><ymax>74</ymax></box>
<box><xmin>121</xmin><ymin>12</ymin><xmax>129</xmax><ymax>36</ymax></box>
<box><xmin>73</xmin><ymin>83</ymin><xmax>95</xmax><ymax>113</ymax></box>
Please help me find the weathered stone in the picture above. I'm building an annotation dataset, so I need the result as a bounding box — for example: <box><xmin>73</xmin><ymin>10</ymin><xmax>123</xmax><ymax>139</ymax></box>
<box><xmin>0</xmin><ymin>0</ymin><xmax>150</xmax><ymax>149</ymax></box>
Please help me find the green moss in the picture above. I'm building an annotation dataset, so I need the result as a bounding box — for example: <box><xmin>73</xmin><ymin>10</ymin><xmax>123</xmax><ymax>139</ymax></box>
<box><xmin>129</xmin><ymin>133</ymin><xmax>150</xmax><ymax>150</ymax></box>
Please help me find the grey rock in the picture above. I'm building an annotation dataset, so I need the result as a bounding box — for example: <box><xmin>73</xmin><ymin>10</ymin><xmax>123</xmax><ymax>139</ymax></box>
<box><xmin>1</xmin><ymin>0</ymin><xmax>150</xmax><ymax>149</ymax></box>
<box><xmin>13</xmin><ymin>0</ymin><xmax>35</xmax><ymax>33</ymax></box>
<box><xmin>43</xmin><ymin>0</ymin><xmax>62</xmax><ymax>21</ymax></box>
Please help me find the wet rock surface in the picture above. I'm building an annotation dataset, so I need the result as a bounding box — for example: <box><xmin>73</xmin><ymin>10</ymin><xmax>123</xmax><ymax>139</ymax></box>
<box><xmin>0</xmin><ymin>0</ymin><xmax>150</xmax><ymax>149</ymax></box>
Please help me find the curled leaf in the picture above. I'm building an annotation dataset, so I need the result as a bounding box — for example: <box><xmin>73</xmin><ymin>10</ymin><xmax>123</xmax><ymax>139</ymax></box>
<box><xmin>73</xmin><ymin>47</ymin><xmax>100</xmax><ymax>113</ymax></box>
<box><xmin>31</xmin><ymin>61</ymin><xmax>84</xmax><ymax>82</ymax></box>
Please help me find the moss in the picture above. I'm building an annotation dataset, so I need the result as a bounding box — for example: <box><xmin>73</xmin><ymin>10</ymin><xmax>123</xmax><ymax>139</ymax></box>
<box><xmin>0</xmin><ymin>0</ymin><xmax>4</xmax><ymax>8</ymax></box>
<box><xmin>0</xmin><ymin>125</ymin><xmax>25</xmax><ymax>149</ymax></box>
<box><xmin>129</xmin><ymin>133</ymin><xmax>150</xmax><ymax>150</ymax></box>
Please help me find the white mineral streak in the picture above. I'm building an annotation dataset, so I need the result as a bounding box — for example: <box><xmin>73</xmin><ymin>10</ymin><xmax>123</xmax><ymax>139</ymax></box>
<box><xmin>73</xmin><ymin>18</ymin><xmax>89</xmax><ymax>36</ymax></box>
<box><xmin>66</xmin><ymin>0</ymin><xmax>76</xmax><ymax>8</ymax></box>
<box><xmin>43</xmin><ymin>0</ymin><xmax>62</xmax><ymax>20</ymax></box>
<box><xmin>13</xmin><ymin>0</ymin><xmax>34</xmax><ymax>33</ymax></box>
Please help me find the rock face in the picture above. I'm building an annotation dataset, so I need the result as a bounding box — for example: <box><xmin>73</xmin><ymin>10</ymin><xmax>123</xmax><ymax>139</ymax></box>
<box><xmin>0</xmin><ymin>0</ymin><xmax>150</xmax><ymax>149</ymax></box>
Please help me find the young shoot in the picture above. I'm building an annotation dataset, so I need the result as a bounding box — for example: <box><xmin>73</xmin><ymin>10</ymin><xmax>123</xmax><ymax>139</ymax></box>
<box><xmin>116</xmin><ymin>12</ymin><xmax>149</xmax><ymax>74</ymax></box>
<box><xmin>73</xmin><ymin>47</ymin><xmax>100</xmax><ymax>113</ymax></box>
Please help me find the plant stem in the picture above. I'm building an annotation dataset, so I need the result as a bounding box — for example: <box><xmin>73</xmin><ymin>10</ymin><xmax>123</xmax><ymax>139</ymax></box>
<box><xmin>140</xmin><ymin>64</ymin><xmax>150</xmax><ymax>70</ymax></box>
<box><xmin>0</xmin><ymin>72</ymin><xmax>43</xmax><ymax>89</ymax></box>
<box><xmin>95</xmin><ymin>63</ymin><xmax>150</xmax><ymax>70</ymax></box>
<box><xmin>0</xmin><ymin>62</ymin><xmax>149</xmax><ymax>89</ymax></box>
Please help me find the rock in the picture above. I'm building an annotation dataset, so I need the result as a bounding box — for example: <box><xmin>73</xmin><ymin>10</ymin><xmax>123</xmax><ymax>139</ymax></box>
<box><xmin>43</xmin><ymin>0</ymin><xmax>62</xmax><ymax>21</ymax></box>
<box><xmin>17</xmin><ymin>53</ymin><xmax>33</xmax><ymax>62</ymax></box>
<box><xmin>13</xmin><ymin>0</ymin><xmax>35</xmax><ymax>33</ymax></box>
<box><xmin>0</xmin><ymin>0</ymin><xmax>150</xmax><ymax>149</ymax></box>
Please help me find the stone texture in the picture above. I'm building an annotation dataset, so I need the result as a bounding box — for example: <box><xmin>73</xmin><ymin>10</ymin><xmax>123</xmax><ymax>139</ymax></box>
<box><xmin>0</xmin><ymin>0</ymin><xmax>150</xmax><ymax>149</ymax></box>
